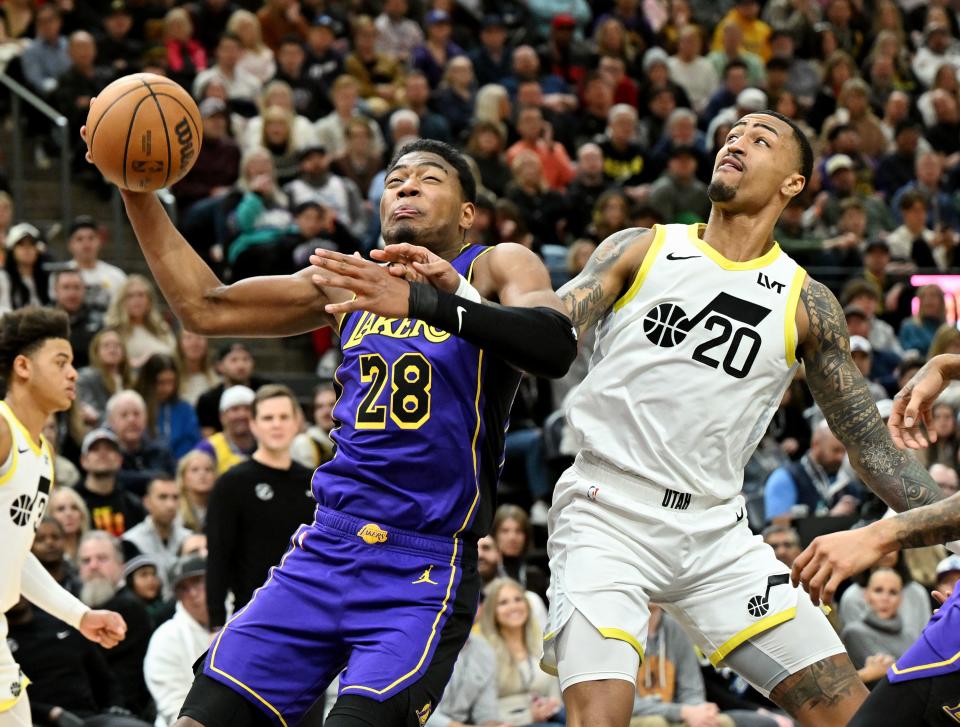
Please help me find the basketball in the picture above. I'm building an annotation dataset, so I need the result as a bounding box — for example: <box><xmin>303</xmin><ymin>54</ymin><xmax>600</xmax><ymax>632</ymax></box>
<box><xmin>85</xmin><ymin>73</ymin><xmax>202</xmax><ymax>192</ymax></box>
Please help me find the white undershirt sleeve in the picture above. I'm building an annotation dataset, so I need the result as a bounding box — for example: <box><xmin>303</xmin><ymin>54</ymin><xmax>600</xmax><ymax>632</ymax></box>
<box><xmin>20</xmin><ymin>552</ymin><xmax>89</xmax><ymax>629</ymax></box>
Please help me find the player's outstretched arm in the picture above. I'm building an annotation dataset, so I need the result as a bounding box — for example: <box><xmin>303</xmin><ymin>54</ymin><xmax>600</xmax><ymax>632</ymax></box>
<box><xmin>118</xmin><ymin>190</ymin><xmax>339</xmax><ymax>336</ymax></box>
<box><xmin>798</xmin><ymin>277</ymin><xmax>942</xmax><ymax>513</ymax></box>
<box><xmin>889</xmin><ymin>353</ymin><xmax>960</xmax><ymax>448</ymax></box>
<box><xmin>556</xmin><ymin>227</ymin><xmax>654</xmax><ymax>336</ymax></box>
<box><xmin>311</xmin><ymin>244</ymin><xmax>576</xmax><ymax>378</ymax></box>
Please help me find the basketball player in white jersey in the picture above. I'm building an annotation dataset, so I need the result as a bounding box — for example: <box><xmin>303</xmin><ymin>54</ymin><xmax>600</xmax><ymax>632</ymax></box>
<box><xmin>361</xmin><ymin>110</ymin><xmax>947</xmax><ymax>727</ymax></box>
<box><xmin>0</xmin><ymin>307</ymin><xmax>126</xmax><ymax>727</ymax></box>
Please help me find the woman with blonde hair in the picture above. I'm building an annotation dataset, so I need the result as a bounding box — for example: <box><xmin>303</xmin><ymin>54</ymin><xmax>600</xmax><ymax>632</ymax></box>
<box><xmin>177</xmin><ymin>330</ymin><xmax>220</xmax><ymax>406</ymax></box>
<box><xmin>163</xmin><ymin>7</ymin><xmax>207</xmax><ymax>88</ymax></box>
<box><xmin>177</xmin><ymin>449</ymin><xmax>216</xmax><ymax>532</ymax></box>
<box><xmin>49</xmin><ymin>487</ymin><xmax>90</xmax><ymax>563</ymax></box>
<box><xmin>105</xmin><ymin>274</ymin><xmax>177</xmax><ymax>370</ymax></box>
<box><xmin>227</xmin><ymin>9</ymin><xmax>276</xmax><ymax>84</ymax></box>
<box><xmin>76</xmin><ymin>328</ymin><xmax>132</xmax><ymax>426</ymax></box>
<box><xmin>479</xmin><ymin>578</ymin><xmax>564</xmax><ymax>726</ymax></box>
<box><xmin>473</xmin><ymin>84</ymin><xmax>512</xmax><ymax>140</ymax></box>
<box><xmin>252</xmin><ymin>105</ymin><xmax>302</xmax><ymax>184</ymax></box>
<box><xmin>242</xmin><ymin>80</ymin><xmax>318</xmax><ymax>154</ymax></box>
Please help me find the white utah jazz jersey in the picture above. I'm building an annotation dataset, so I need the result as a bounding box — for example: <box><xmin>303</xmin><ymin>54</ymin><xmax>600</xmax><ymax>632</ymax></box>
<box><xmin>566</xmin><ymin>224</ymin><xmax>806</xmax><ymax>501</ymax></box>
<box><xmin>0</xmin><ymin>401</ymin><xmax>55</xmax><ymax>613</ymax></box>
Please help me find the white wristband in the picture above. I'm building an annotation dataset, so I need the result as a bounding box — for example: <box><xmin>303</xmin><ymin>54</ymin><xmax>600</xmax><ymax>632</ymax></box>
<box><xmin>455</xmin><ymin>274</ymin><xmax>482</xmax><ymax>303</ymax></box>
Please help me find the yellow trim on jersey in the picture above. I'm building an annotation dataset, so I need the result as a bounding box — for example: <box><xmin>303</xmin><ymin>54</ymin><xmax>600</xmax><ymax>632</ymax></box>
<box><xmin>0</xmin><ymin>675</ymin><xmax>29</xmax><ymax>713</ymax></box>
<box><xmin>341</xmin><ymin>349</ymin><xmax>487</xmax><ymax>697</ymax></box>
<box><xmin>613</xmin><ymin>225</ymin><xmax>666</xmax><ymax>312</ymax></box>
<box><xmin>784</xmin><ymin>268</ymin><xmax>807</xmax><ymax>367</ymax></box>
<box><xmin>890</xmin><ymin>649</ymin><xmax>960</xmax><ymax>676</ymax></box>
<box><xmin>208</xmin><ymin>527</ymin><xmax>308</xmax><ymax>727</ymax></box>
<box><xmin>599</xmin><ymin>627</ymin><xmax>646</xmax><ymax>662</ymax></box>
<box><xmin>687</xmin><ymin>225</ymin><xmax>782</xmax><ymax>271</ymax></box>
<box><xmin>0</xmin><ymin>402</ymin><xmax>42</xmax><ymax>455</ymax></box>
<box><xmin>0</xmin><ymin>442</ymin><xmax>19</xmax><ymax>487</ymax></box>
<box><xmin>466</xmin><ymin>246</ymin><xmax>494</xmax><ymax>283</ymax></box>
<box><xmin>708</xmin><ymin>607</ymin><xmax>797</xmax><ymax>666</ymax></box>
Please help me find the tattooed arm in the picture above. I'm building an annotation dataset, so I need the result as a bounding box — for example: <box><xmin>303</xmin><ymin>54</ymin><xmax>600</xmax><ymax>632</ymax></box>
<box><xmin>798</xmin><ymin>277</ymin><xmax>942</xmax><ymax>512</ymax></box>
<box><xmin>557</xmin><ymin>227</ymin><xmax>655</xmax><ymax>336</ymax></box>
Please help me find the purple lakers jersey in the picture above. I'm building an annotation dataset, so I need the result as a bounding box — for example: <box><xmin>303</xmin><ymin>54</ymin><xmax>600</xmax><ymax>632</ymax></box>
<box><xmin>888</xmin><ymin>585</ymin><xmax>960</xmax><ymax>683</ymax></box>
<box><xmin>313</xmin><ymin>245</ymin><xmax>521</xmax><ymax>539</ymax></box>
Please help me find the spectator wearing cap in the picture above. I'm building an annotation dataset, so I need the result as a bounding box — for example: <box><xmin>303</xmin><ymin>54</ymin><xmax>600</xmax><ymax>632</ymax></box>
<box><xmin>195</xmin><ymin>343</ymin><xmax>268</xmax><ymax>434</ymax></box>
<box><xmin>255</xmin><ymin>0</ymin><xmax>308</xmax><ymax>53</ymax></box>
<box><xmin>764</xmin><ymin>420</ymin><xmax>860</xmax><ymax>523</ymax></box>
<box><xmin>196</xmin><ymin>385</ymin><xmax>257</xmax><ymax>475</ymax></box>
<box><xmin>106</xmin><ymin>390</ymin><xmax>177</xmax><ymax>498</ymax></box>
<box><xmin>271</xmin><ymin>34</ymin><xmax>331</xmax><ymax>121</ymax></box>
<box><xmin>536</xmin><ymin>13</ymin><xmax>590</xmax><ymax>89</ymax></box>
<box><xmin>814</xmin><ymin>153</ymin><xmax>894</xmax><ymax>239</ymax></box>
<box><xmin>848</xmin><ymin>335</ymin><xmax>890</xmax><ymax>401</ymax></box>
<box><xmin>0</xmin><ymin>223</ymin><xmax>50</xmax><ymax>314</ymax></box>
<box><xmin>123</xmin><ymin>554</ymin><xmax>167</xmax><ymax>625</ymax></box>
<box><xmin>409</xmin><ymin>10</ymin><xmax>464</xmax><ymax>90</ymax></box>
<box><xmin>304</xmin><ymin>15</ymin><xmax>345</xmax><ymax>88</ymax></box>
<box><xmin>76</xmin><ymin>429</ymin><xmax>146</xmax><ymax>537</ymax></box>
<box><xmin>842</xmin><ymin>278</ymin><xmax>903</xmax><ymax>356</ymax></box>
<box><xmin>470</xmin><ymin>15</ymin><xmax>513</xmax><ymax>87</ymax></box>
<box><xmin>191</xmin><ymin>32</ymin><xmax>261</xmax><ymax>103</ymax></box>
<box><xmin>283</xmin><ymin>144</ymin><xmax>369</xmax><ymax>241</ymax></box>
<box><xmin>313</xmin><ymin>75</ymin><xmax>387</xmax><ymax>160</ymax></box>
<box><xmin>144</xmin><ymin>555</ymin><xmax>213</xmax><ymax>725</ymax></box>
<box><xmin>95</xmin><ymin>1</ymin><xmax>144</xmax><ymax>75</ymax></box>
<box><xmin>668</xmin><ymin>26</ymin><xmax>720</xmax><ymax>114</ymax></box>
<box><xmin>171</xmin><ymin>97</ymin><xmax>242</xmax><ymax>217</ymax></box>
<box><xmin>53</xmin><ymin>268</ymin><xmax>103</xmax><ymax>369</ymax></box>
<box><xmin>912</xmin><ymin>23</ymin><xmax>960</xmax><ymax>88</ymax></box>
<box><xmin>344</xmin><ymin>14</ymin><xmax>406</xmax><ymax>114</ymax></box>
<box><xmin>395</xmin><ymin>73</ymin><xmax>450</xmax><ymax>146</ymax></box>
<box><xmin>526</xmin><ymin>1</ymin><xmax>591</xmax><ymax>42</ymax></box>
<box><xmin>374</xmin><ymin>0</ymin><xmax>423</xmax><ymax>63</ymax></box>
<box><xmin>65</xmin><ymin>216</ymin><xmax>127</xmax><ymax>314</ymax></box>
<box><xmin>936</xmin><ymin>554</ymin><xmax>960</xmax><ymax>596</ymax></box>
<box><xmin>77</xmin><ymin>531</ymin><xmax>154</xmax><ymax>717</ymax></box>
<box><xmin>874</xmin><ymin>120</ymin><xmax>922</xmax><ymax>199</ymax></box>
<box><xmin>648</xmin><ymin>146</ymin><xmax>711</xmax><ymax>224</ymax></box>
<box><xmin>206</xmin><ymin>385</ymin><xmax>315</xmax><ymax>628</ymax></box>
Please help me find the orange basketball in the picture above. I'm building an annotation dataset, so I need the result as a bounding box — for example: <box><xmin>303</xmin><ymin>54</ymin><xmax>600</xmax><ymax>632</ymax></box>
<box><xmin>85</xmin><ymin>73</ymin><xmax>203</xmax><ymax>192</ymax></box>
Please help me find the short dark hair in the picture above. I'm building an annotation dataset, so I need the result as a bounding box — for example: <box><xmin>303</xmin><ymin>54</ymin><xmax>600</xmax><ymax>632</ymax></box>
<box><xmin>68</xmin><ymin>215</ymin><xmax>98</xmax><ymax>238</ymax></box>
<box><xmin>766</xmin><ymin>57</ymin><xmax>791</xmax><ymax>72</ymax></box>
<box><xmin>146</xmin><ymin>474</ymin><xmax>177</xmax><ymax>495</ymax></box>
<box><xmin>252</xmin><ymin>383</ymin><xmax>299</xmax><ymax>419</ymax></box>
<box><xmin>219</xmin><ymin>31</ymin><xmax>242</xmax><ymax>46</ymax></box>
<box><xmin>899</xmin><ymin>189</ymin><xmax>928</xmax><ymax>210</ymax></box>
<box><xmin>0</xmin><ymin>307</ymin><xmax>70</xmax><ymax>379</ymax></box>
<box><xmin>293</xmin><ymin>201</ymin><xmax>324</xmax><ymax>217</ymax></box>
<box><xmin>841</xmin><ymin>278</ymin><xmax>882</xmax><ymax>305</ymax></box>
<box><xmin>386</xmin><ymin>139</ymin><xmax>477</xmax><ymax>204</ymax></box>
<box><xmin>723</xmin><ymin>59</ymin><xmax>749</xmax><ymax>77</ymax></box>
<box><xmin>217</xmin><ymin>342</ymin><xmax>251</xmax><ymax>362</ymax></box>
<box><xmin>755</xmin><ymin>109</ymin><xmax>814</xmax><ymax>192</ymax></box>
<box><xmin>278</xmin><ymin>34</ymin><xmax>305</xmax><ymax>50</ymax></box>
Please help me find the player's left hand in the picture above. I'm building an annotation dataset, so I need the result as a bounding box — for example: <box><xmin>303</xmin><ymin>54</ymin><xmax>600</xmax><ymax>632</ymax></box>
<box><xmin>889</xmin><ymin>356</ymin><xmax>951</xmax><ymax>449</ymax></box>
<box><xmin>79</xmin><ymin>609</ymin><xmax>127</xmax><ymax>648</ymax></box>
<box><xmin>310</xmin><ymin>248</ymin><xmax>411</xmax><ymax>318</ymax></box>
<box><xmin>791</xmin><ymin>525</ymin><xmax>890</xmax><ymax>605</ymax></box>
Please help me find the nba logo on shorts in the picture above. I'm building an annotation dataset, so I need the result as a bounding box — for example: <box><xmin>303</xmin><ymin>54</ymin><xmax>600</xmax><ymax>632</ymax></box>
<box><xmin>587</xmin><ymin>485</ymin><xmax>600</xmax><ymax>501</ymax></box>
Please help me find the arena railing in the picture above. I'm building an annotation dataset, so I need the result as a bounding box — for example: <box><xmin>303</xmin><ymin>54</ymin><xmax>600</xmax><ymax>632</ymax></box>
<box><xmin>0</xmin><ymin>69</ymin><xmax>71</xmax><ymax>233</ymax></box>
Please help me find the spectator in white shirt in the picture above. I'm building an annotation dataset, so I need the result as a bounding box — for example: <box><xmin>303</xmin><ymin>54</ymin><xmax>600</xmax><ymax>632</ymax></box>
<box><xmin>668</xmin><ymin>25</ymin><xmax>719</xmax><ymax>113</ymax></box>
<box><xmin>65</xmin><ymin>216</ymin><xmax>127</xmax><ymax>314</ymax></box>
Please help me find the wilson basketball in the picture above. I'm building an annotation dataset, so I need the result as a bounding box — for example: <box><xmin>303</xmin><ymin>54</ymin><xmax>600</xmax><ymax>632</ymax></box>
<box><xmin>85</xmin><ymin>73</ymin><xmax>202</xmax><ymax>192</ymax></box>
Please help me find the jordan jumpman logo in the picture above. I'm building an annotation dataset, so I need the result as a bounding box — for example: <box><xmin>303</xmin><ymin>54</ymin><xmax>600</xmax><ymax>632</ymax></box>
<box><xmin>412</xmin><ymin>565</ymin><xmax>439</xmax><ymax>585</ymax></box>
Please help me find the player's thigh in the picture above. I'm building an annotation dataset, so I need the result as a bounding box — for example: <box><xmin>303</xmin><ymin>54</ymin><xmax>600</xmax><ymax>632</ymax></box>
<box><xmin>0</xmin><ymin>698</ymin><xmax>31</xmax><ymax>727</ymax></box>
<box><xmin>557</xmin><ymin>609</ymin><xmax>638</xmax><ymax>727</ymax></box>
<box><xmin>179</xmin><ymin>672</ymin><xmax>276</xmax><ymax>727</ymax></box>
<box><xmin>850</xmin><ymin>672</ymin><xmax>960</xmax><ymax>727</ymax></box>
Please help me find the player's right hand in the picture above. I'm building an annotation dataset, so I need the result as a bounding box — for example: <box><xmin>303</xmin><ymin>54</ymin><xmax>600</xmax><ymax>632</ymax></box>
<box><xmin>79</xmin><ymin>609</ymin><xmax>127</xmax><ymax>648</ymax></box>
<box><xmin>889</xmin><ymin>355</ymin><xmax>953</xmax><ymax>449</ymax></box>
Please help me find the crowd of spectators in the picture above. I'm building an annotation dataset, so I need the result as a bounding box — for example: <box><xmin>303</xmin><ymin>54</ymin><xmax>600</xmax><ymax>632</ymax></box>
<box><xmin>2</xmin><ymin>0</ymin><xmax>960</xmax><ymax>723</ymax></box>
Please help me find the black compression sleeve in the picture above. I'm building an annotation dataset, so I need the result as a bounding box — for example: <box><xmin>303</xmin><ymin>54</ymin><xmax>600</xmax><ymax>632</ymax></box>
<box><xmin>408</xmin><ymin>282</ymin><xmax>577</xmax><ymax>378</ymax></box>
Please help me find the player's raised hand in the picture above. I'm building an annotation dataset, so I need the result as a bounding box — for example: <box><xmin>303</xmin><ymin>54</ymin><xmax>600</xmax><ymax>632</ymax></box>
<box><xmin>890</xmin><ymin>355</ymin><xmax>955</xmax><ymax>449</ymax></box>
<box><xmin>791</xmin><ymin>526</ymin><xmax>889</xmax><ymax>605</ymax></box>
<box><xmin>310</xmin><ymin>248</ymin><xmax>411</xmax><ymax>318</ymax></box>
<box><xmin>371</xmin><ymin>243</ymin><xmax>460</xmax><ymax>294</ymax></box>
<box><xmin>79</xmin><ymin>609</ymin><xmax>127</xmax><ymax>648</ymax></box>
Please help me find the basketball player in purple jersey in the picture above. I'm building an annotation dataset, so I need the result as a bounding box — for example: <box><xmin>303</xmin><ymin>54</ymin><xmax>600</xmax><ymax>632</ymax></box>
<box><xmin>98</xmin><ymin>137</ymin><xmax>576</xmax><ymax>727</ymax></box>
<box><xmin>795</xmin><ymin>352</ymin><xmax>960</xmax><ymax>726</ymax></box>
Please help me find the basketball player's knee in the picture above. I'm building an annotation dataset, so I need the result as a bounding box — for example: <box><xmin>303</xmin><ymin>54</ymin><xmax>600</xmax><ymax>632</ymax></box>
<box><xmin>770</xmin><ymin>654</ymin><xmax>866</xmax><ymax>723</ymax></box>
<box><xmin>564</xmin><ymin>679</ymin><xmax>635</xmax><ymax>727</ymax></box>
